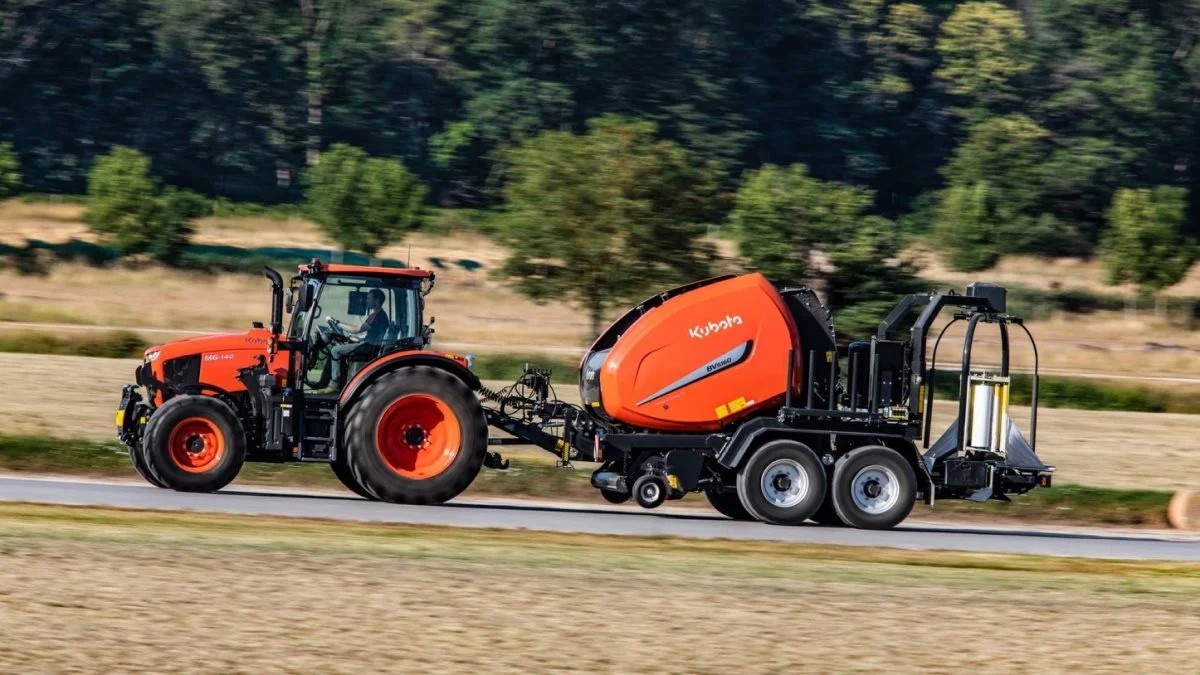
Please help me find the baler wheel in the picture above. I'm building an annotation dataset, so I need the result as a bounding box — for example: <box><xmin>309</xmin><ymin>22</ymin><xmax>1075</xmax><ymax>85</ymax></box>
<box><xmin>830</xmin><ymin>445</ymin><xmax>916</xmax><ymax>530</ymax></box>
<box><xmin>703</xmin><ymin>485</ymin><xmax>754</xmax><ymax>521</ymax></box>
<box><xmin>633</xmin><ymin>474</ymin><xmax>667</xmax><ymax>509</ymax></box>
<box><xmin>808</xmin><ymin>493</ymin><xmax>846</xmax><ymax>526</ymax></box>
<box><xmin>344</xmin><ymin>366</ymin><xmax>487</xmax><ymax>505</ymax></box>
<box><xmin>140</xmin><ymin>395</ymin><xmax>246</xmax><ymax>493</ymax></box>
<box><xmin>736</xmin><ymin>439</ymin><xmax>826</xmax><ymax>525</ymax></box>
<box><xmin>600</xmin><ymin>489</ymin><xmax>630</xmax><ymax>505</ymax></box>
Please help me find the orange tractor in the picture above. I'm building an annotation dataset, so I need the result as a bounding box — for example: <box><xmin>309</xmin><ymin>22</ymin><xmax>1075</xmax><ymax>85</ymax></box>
<box><xmin>118</xmin><ymin>260</ymin><xmax>1053</xmax><ymax>529</ymax></box>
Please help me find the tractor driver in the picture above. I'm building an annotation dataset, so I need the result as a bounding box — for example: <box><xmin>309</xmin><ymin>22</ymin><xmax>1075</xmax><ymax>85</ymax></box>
<box><xmin>319</xmin><ymin>288</ymin><xmax>389</xmax><ymax>393</ymax></box>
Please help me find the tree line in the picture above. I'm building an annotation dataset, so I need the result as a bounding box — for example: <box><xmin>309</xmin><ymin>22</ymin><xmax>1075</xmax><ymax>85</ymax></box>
<box><xmin>2</xmin><ymin>0</ymin><xmax>1199</xmax><ymax>333</ymax></box>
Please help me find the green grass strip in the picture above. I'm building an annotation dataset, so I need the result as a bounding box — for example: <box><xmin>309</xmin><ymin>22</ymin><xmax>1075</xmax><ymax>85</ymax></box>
<box><xmin>0</xmin><ymin>330</ymin><xmax>146</xmax><ymax>359</ymax></box>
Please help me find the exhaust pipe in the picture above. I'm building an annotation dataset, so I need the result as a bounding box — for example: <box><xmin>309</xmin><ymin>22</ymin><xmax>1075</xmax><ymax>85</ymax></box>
<box><xmin>263</xmin><ymin>266</ymin><xmax>284</xmax><ymax>336</ymax></box>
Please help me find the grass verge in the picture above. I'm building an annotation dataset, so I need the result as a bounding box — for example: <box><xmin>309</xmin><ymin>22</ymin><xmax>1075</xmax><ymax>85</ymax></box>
<box><xmin>0</xmin><ymin>329</ymin><xmax>145</xmax><ymax>358</ymax></box>
<box><xmin>0</xmin><ymin>434</ymin><xmax>1174</xmax><ymax>527</ymax></box>
<box><xmin>931</xmin><ymin>372</ymin><xmax>1200</xmax><ymax>414</ymax></box>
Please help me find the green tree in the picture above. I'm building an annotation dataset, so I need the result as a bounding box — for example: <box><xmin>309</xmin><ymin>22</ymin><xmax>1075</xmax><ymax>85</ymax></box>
<box><xmin>729</xmin><ymin>162</ymin><xmax>917</xmax><ymax>339</ymax></box>
<box><xmin>729</xmin><ymin>163</ymin><xmax>876</xmax><ymax>284</ymax></box>
<box><xmin>86</xmin><ymin>146</ymin><xmax>207</xmax><ymax>265</ymax></box>
<box><xmin>935</xmin><ymin>1</ymin><xmax>1030</xmax><ymax>114</ymax></box>
<box><xmin>823</xmin><ymin>218</ymin><xmax>921</xmax><ymax>340</ymax></box>
<box><xmin>1102</xmin><ymin>187</ymin><xmax>1194</xmax><ymax>305</ymax></box>
<box><xmin>934</xmin><ymin>114</ymin><xmax>1061</xmax><ymax>269</ymax></box>
<box><xmin>499</xmin><ymin>115</ymin><xmax>719</xmax><ymax>336</ymax></box>
<box><xmin>305</xmin><ymin>143</ymin><xmax>427</xmax><ymax>257</ymax></box>
<box><xmin>86</xmin><ymin>146</ymin><xmax>168</xmax><ymax>255</ymax></box>
<box><xmin>934</xmin><ymin>181</ymin><xmax>1005</xmax><ymax>272</ymax></box>
<box><xmin>0</xmin><ymin>142</ymin><xmax>20</xmax><ymax>197</ymax></box>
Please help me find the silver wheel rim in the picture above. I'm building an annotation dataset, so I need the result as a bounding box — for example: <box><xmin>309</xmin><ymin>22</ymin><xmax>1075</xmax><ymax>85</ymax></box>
<box><xmin>760</xmin><ymin>458</ymin><xmax>809</xmax><ymax>508</ymax></box>
<box><xmin>641</xmin><ymin>481</ymin><xmax>660</xmax><ymax>503</ymax></box>
<box><xmin>851</xmin><ymin>465</ymin><xmax>900</xmax><ymax>515</ymax></box>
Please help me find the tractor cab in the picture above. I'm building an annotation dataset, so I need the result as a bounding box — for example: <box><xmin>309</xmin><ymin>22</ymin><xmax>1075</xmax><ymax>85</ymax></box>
<box><xmin>285</xmin><ymin>260</ymin><xmax>434</xmax><ymax>396</ymax></box>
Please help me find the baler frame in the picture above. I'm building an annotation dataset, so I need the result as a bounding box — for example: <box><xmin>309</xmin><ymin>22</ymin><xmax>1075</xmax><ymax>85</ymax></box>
<box><xmin>482</xmin><ymin>282</ymin><xmax>1053</xmax><ymax>517</ymax></box>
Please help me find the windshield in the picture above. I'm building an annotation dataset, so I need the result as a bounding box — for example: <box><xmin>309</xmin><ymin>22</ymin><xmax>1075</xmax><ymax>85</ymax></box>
<box><xmin>288</xmin><ymin>275</ymin><xmax>421</xmax><ymax>343</ymax></box>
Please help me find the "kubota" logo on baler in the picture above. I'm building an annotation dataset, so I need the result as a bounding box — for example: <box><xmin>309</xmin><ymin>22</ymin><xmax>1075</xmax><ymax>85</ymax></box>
<box><xmin>688</xmin><ymin>315</ymin><xmax>744</xmax><ymax>339</ymax></box>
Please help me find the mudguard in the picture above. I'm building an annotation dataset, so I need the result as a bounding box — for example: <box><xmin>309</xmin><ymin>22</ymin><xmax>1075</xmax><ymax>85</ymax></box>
<box><xmin>338</xmin><ymin>350</ymin><xmax>479</xmax><ymax>407</ymax></box>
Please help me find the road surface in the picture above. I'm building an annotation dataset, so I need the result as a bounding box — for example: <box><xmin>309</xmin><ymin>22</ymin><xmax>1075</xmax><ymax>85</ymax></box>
<box><xmin>2</xmin><ymin>475</ymin><xmax>1198</xmax><ymax>561</ymax></box>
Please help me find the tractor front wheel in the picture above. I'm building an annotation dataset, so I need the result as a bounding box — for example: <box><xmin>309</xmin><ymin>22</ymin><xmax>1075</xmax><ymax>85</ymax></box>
<box><xmin>343</xmin><ymin>366</ymin><xmax>487</xmax><ymax>505</ymax></box>
<box><xmin>141</xmin><ymin>396</ymin><xmax>246</xmax><ymax>493</ymax></box>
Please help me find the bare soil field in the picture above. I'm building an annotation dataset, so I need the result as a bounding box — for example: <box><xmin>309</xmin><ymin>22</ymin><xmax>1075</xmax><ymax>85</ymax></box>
<box><xmin>2</xmin><ymin>352</ymin><xmax>1195</xmax><ymax>491</ymax></box>
<box><xmin>0</xmin><ymin>503</ymin><xmax>1197</xmax><ymax>674</ymax></box>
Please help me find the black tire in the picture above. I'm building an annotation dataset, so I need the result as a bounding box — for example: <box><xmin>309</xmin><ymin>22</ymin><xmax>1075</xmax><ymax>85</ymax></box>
<box><xmin>127</xmin><ymin>440</ymin><xmax>167</xmax><ymax>488</ymax></box>
<box><xmin>736</xmin><ymin>439</ymin><xmax>825</xmax><ymax>525</ymax></box>
<box><xmin>830</xmin><ymin>445</ymin><xmax>916</xmax><ymax>530</ymax></box>
<box><xmin>809</xmin><ymin>490</ymin><xmax>845</xmax><ymax>526</ymax></box>
<box><xmin>632</xmin><ymin>474</ymin><xmax>667</xmax><ymax>509</ymax></box>
<box><xmin>600</xmin><ymin>489</ymin><xmax>630</xmax><ymax>505</ymax></box>
<box><xmin>344</xmin><ymin>366</ymin><xmax>487</xmax><ymax>505</ymax></box>
<box><xmin>331</xmin><ymin>453</ymin><xmax>378</xmax><ymax>500</ymax></box>
<box><xmin>141</xmin><ymin>395</ymin><xmax>246</xmax><ymax>493</ymax></box>
<box><xmin>704</xmin><ymin>485</ymin><xmax>754</xmax><ymax>521</ymax></box>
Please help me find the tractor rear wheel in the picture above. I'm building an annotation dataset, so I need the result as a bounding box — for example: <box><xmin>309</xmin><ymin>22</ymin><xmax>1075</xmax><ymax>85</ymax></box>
<box><xmin>344</xmin><ymin>366</ymin><xmax>487</xmax><ymax>505</ymax></box>
<box><xmin>830</xmin><ymin>445</ymin><xmax>916</xmax><ymax>530</ymax></box>
<box><xmin>703</xmin><ymin>485</ymin><xmax>754</xmax><ymax>521</ymax></box>
<box><xmin>736</xmin><ymin>439</ymin><xmax>826</xmax><ymax>526</ymax></box>
<box><xmin>331</xmin><ymin>453</ymin><xmax>378</xmax><ymax>500</ymax></box>
<box><xmin>141</xmin><ymin>395</ymin><xmax>246</xmax><ymax>493</ymax></box>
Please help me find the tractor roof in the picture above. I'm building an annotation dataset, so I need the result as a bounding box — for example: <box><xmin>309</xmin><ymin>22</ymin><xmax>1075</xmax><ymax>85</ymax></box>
<box><xmin>300</xmin><ymin>259</ymin><xmax>434</xmax><ymax>279</ymax></box>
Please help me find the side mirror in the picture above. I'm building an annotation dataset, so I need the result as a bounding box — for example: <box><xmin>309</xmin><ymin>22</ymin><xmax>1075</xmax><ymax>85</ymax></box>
<box><xmin>297</xmin><ymin>284</ymin><xmax>315</xmax><ymax>312</ymax></box>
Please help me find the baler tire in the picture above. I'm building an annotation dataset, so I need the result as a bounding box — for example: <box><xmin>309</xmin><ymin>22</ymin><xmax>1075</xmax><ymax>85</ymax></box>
<box><xmin>600</xmin><ymin>489</ymin><xmax>630</xmax><ymax>505</ymax></box>
<box><xmin>703</xmin><ymin>485</ymin><xmax>754</xmax><ymax>521</ymax></box>
<box><xmin>809</xmin><ymin>493</ymin><xmax>845</xmax><ymax>527</ymax></box>
<box><xmin>344</xmin><ymin>366</ymin><xmax>487</xmax><ymax>505</ymax></box>
<box><xmin>830</xmin><ymin>445</ymin><xmax>916</xmax><ymax>530</ymax></box>
<box><xmin>140</xmin><ymin>395</ymin><xmax>246</xmax><ymax>493</ymax></box>
<box><xmin>736</xmin><ymin>439</ymin><xmax>825</xmax><ymax>526</ymax></box>
<box><xmin>331</xmin><ymin>454</ymin><xmax>379</xmax><ymax>500</ymax></box>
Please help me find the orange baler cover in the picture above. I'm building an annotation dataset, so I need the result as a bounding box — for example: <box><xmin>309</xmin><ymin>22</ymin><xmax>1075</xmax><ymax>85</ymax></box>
<box><xmin>597</xmin><ymin>273</ymin><xmax>801</xmax><ymax>432</ymax></box>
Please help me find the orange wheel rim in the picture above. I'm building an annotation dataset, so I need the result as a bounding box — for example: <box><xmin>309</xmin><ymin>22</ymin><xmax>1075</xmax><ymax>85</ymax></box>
<box><xmin>168</xmin><ymin>417</ymin><xmax>226</xmax><ymax>473</ymax></box>
<box><xmin>376</xmin><ymin>394</ymin><xmax>462</xmax><ymax>479</ymax></box>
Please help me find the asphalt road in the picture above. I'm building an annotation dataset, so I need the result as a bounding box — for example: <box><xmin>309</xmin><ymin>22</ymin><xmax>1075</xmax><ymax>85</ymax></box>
<box><xmin>3</xmin><ymin>476</ymin><xmax>1199</xmax><ymax>561</ymax></box>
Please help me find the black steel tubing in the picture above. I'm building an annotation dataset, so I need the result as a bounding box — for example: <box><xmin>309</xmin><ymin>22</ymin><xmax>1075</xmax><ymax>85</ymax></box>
<box><xmin>868</xmin><ymin>340</ymin><xmax>879</xmax><ymax>415</ymax></box>
<box><xmin>925</xmin><ymin>318</ymin><xmax>961</xmax><ymax>447</ymax></box>
<box><xmin>806</xmin><ymin>350</ymin><xmax>816</xmax><ymax>409</ymax></box>
<box><xmin>1016</xmin><ymin>321</ymin><xmax>1040</xmax><ymax>452</ymax></box>
<box><xmin>785</xmin><ymin>349</ymin><xmax>795</xmax><ymax>409</ymax></box>
<box><xmin>849</xmin><ymin>351</ymin><xmax>859</xmax><ymax>411</ymax></box>
<box><xmin>827</xmin><ymin>351</ymin><xmax>837</xmax><ymax>411</ymax></box>
<box><xmin>957</xmin><ymin>314</ymin><xmax>984</xmax><ymax>450</ymax></box>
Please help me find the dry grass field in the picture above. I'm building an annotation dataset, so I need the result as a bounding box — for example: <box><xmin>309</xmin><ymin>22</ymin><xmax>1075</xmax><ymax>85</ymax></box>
<box><xmin>2</xmin><ymin>503</ymin><xmax>1198</xmax><ymax>674</ymax></box>
<box><xmin>6</xmin><ymin>199</ymin><xmax>1200</xmax><ymax>373</ymax></box>
<box><xmin>2</xmin><ymin>352</ymin><xmax>1195</xmax><ymax>491</ymax></box>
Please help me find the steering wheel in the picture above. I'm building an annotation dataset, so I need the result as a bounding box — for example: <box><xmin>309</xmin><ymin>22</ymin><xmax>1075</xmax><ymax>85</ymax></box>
<box><xmin>325</xmin><ymin>315</ymin><xmax>355</xmax><ymax>342</ymax></box>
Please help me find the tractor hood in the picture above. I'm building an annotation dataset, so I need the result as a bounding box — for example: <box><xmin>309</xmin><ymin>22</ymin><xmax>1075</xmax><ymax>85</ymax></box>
<box><xmin>140</xmin><ymin>328</ymin><xmax>286</xmax><ymax>402</ymax></box>
<box><xmin>143</xmin><ymin>328</ymin><xmax>275</xmax><ymax>364</ymax></box>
